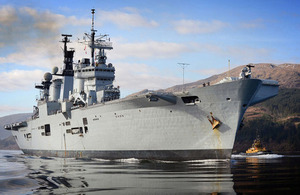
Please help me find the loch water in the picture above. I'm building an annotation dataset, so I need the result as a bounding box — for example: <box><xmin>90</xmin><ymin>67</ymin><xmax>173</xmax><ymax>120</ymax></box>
<box><xmin>0</xmin><ymin>150</ymin><xmax>299</xmax><ymax>194</ymax></box>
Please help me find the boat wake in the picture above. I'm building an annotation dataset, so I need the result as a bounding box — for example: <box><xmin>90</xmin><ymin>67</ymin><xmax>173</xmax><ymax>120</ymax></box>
<box><xmin>92</xmin><ymin>158</ymin><xmax>230</xmax><ymax>165</ymax></box>
<box><xmin>231</xmin><ymin>154</ymin><xmax>284</xmax><ymax>159</ymax></box>
<box><xmin>93</xmin><ymin>158</ymin><xmax>141</xmax><ymax>163</ymax></box>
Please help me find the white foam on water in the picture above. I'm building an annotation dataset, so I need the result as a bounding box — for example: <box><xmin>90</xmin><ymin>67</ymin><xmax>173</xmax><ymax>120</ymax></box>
<box><xmin>231</xmin><ymin>154</ymin><xmax>284</xmax><ymax>159</ymax></box>
<box><xmin>185</xmin><ymin>159</ymin><xmax>229</xmax><ymax>163</ymax></box>
<box><xmin>93</xmin><ymin>157</ymin><xmax>141</xmax><ymax>163</ymax></box>
<box><xmin>113</xmin><ymin>158</ymin><xmax>141</xmax><ymax>163</ymax></box>
<box><xmin>92</xmin><ymin>158</ymin><xmax>112</xmax><ymax>162</ymax></box>
<box><xmin>93</xmin><ymin>158</ymin><xmax>230</xmax><ymax>165</ymax></box>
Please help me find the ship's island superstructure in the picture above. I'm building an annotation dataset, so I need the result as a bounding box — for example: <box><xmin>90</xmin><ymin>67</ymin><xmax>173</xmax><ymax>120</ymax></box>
<box><xmin>4</xmin><ymin>9</ymin><xmax>279</xmax><ymax>160</ymax></box>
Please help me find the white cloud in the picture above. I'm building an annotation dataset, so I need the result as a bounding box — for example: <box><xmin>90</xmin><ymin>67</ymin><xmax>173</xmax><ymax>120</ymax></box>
<box><xmin>110</xmin><ymin>41</ymin><xmax>193</xmax><ymax>60</ymax></box>
<box><xmin>193</xmin><ymin>67</ymin><xmax>227</xmax><ymax>77</ymax></box>
<box><xmin>0</xmin><ymin>5</ymin><xmax>18</xmax><ymax>25</ymax></box>
<box><xmin>114</xmin><ymin>62</ymin><xmax>181</xmax><ymax>92</ymax></box>
<box><xmin>0</xmin><ymin>105</ymin><xmax>31</xmax><ymax>117</ymax></box>
<box><xmin>0</xmin><ymin>6</ymin><xmax>90</xmax><ymax>46</ymax></box>
<box><xmin>173</xmin><ymin>19</ymin><xmax>229</xmax><ymax>34</ymax></box>
<box><xmin>192</xmin><ymin>43</ymin><xmax>272</xmax><ymax>62</ymax></box>
<box><xmin>99</xmin><ymin>9</ymin><xmax>158</xmax><ymax>29</ymax></box>
<box><xmin>0</xmin><ymin>39</ymin><xmax>62</xmax><ymax>68</ymax></box>
<box><xmin>0</xmin><ymin>69</ymin><xmax>44</xmax><ymax>91</ymax></box>
<box><xmin>19</xmin><ymin>7</ymin><xmax>90</xmax><ymax>32</ymax></box>
<box><xmin>0</xmin><ymin>6</ymin><xmax>90</xmax><ymax>68</ymax></box>
<box><xmin>240</xmin><ymin>19</ymin><xmax>264</xmax><ymax>29</ymax></box>
<box><xmin>227</xmin><ymin>46</ymin><xmax>271</xmax><ymax>62</ymax></box>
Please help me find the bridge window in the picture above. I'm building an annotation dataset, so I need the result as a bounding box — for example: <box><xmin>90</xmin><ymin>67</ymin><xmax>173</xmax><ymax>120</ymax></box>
<box><xmin>181</xmin><ymin>96</ymin><xmax>200</xmax><ymax>104</ymax></box>
<box><xmin>45</xmin><ymin>124</ymin><xmax>51</xmax><ymax>136</ymax></box>
<box><xmin>83</xmin><ymin>118</ymin><xmax>88</xmax><ymax>125</ymax></box>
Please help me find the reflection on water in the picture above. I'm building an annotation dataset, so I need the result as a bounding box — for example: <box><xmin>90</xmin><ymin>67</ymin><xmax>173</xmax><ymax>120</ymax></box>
<box><xmin>0</xmin><ymin>150</ymin><xmax>38</xmax><ymax>195</ymax></box>
<box><xmin>27</xmin><ymin>157</ymin><xmax>234</xmax><ymax>194</ymax></box>
<box><xmin>1</xmin><ymin>151</ymin><xmax>300</xmax><ymax>194</ymax></box>
<box><xmin>231</xmin><ymin>154</ymin><xmax>300</xmax><ymax>193</ymax></box>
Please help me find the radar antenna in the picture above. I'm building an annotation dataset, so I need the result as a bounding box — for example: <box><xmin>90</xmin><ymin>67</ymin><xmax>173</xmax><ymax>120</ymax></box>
<box><xmin>91</xmin><ymin>9</ymin><xmax>96</xmax><ymax>66</ymax></box>
<box><xmin>247</xmin><ymin>63</ymin><xmax>255</xmax><ymax>77</ymax></box>
<box><xmin>60</xmin><ymin>34</ymin><xmax>74</xmax><ymax>76</ymax></box>
<box><xmin>78</xmin><ymin>9</ymin><xmax>113</xmax><ymax>66</ymax></box>
<box><xmin>228</xmin><ymin>59</ymin><xmax>230</xmax><ymax>78</ymax></box>
<box><xmin>178</xmin><ymin>63</ymin><xmax>190</xmax><ymax>92</ymax></box>
<box><xmin>247</xmin><ymin>63</ymin><xmax>255</xmax><ymax>71</ymax></box>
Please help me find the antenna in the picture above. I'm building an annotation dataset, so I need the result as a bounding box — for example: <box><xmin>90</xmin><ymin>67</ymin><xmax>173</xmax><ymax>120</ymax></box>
<box><xmin>247</xmin><ymin>63</ymin><xmax>255</xmax><ymax>77</ymax></box>
<box><xmin>78</xmin><ymin>9</ymin><xmax>113</xmax><ymax>66</ymax></box>
<box><xmin>228</xmin><ymin>59</ymin><xmax>230</xmax><ymax>78</ymax></box>
<box><xmin>60</xmin><ymin>34</ymin><xmax>74</xmax><ymax>76</ymax></box>
<box><xmin>178</xmin><ymin>63</ymin><xmax>190</xmax><ymax>92</ymax></box>
<box><xmin>91</xmin><ymin>9</ymin><xmax>96</xmax><ymax>66</ymax></box>
<box><xmin>60</xmin><ymin>34</ymin><xmax>72</xmax><ymax>54</ymax></box>
<box><xmin>91</xmin><ymin>9</ymin><xmax>95</xmax><ymax>31</ymax></box>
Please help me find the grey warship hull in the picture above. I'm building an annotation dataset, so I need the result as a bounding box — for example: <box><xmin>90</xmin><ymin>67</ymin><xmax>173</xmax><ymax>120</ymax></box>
<box><xmin>4</xmin><ymin>9</ymin><xmax>279</xmax><ymax>160</ymax></box>
<box><xmin>8</xmin><ymin>79</ymin><xmax>278</xmax><ymax>160</ymax></box>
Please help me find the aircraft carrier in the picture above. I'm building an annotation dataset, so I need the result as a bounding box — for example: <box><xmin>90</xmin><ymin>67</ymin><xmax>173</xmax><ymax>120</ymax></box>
<box><xmin>4</xmin><ymin>9</ymin><xmax>279</xmax><ymax>160</ymax></box>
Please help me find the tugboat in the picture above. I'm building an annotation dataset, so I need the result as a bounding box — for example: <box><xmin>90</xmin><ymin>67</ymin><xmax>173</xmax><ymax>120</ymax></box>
<box><xmin>245</xmin><ymin>135</ymin><xmax>271</xmax><ymax>155</ymax></box>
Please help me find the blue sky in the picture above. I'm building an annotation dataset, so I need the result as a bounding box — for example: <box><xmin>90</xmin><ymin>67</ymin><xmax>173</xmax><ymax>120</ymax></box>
<box><xmin>0</xmin><ymin>0</ymin><xmax>299</xmax><ymax>116</ymax></box>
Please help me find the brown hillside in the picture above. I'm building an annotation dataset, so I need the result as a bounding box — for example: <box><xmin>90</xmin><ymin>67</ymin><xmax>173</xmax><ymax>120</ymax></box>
<box><xmin>127</xmin><ymin>63</ymin><xmax>299</xmax><ymax>96</ymax></box>
<box><xmin>166</xmin><ymin>63</ymin><xmax>300</xmax><ymax>93</ymax></box>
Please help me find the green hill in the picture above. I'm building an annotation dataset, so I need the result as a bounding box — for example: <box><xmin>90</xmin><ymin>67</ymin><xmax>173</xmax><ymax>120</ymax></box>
<box><xmin>233</xmin><ymin>88</ymin><xmax>300</xmax><ymax>153</ymax></box>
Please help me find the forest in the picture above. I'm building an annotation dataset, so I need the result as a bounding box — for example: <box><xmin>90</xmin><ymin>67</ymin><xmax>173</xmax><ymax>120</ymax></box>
<box><xmin>233</xmin><ymin>88</ymin><xmax>300</xmax><ymax>152</ymax></box>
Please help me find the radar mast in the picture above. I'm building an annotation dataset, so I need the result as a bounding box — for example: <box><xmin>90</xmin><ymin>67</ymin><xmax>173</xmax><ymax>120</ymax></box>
<box><xmin>82</xmin><ymin>9</ymin><xmax>113</xmax><ymax>66</ymax></box>
<box><xmin>91</xmin><ymin>9</ymin><xmax>96</xmax><ymax>66</ymax></box>
<box><xmin>60</xmin><ymin>34</ymin><xmax>74</xmax><ymax>76</ymax></box>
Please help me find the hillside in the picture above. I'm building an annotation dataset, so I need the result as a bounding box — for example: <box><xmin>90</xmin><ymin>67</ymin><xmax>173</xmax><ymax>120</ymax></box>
<box><xmin>165</xmin><ymin>63</ymin><xmax>300</xmax><ymax>92</ymax></box>
<box><xmin>0</xmin><ymin>136</ymin><xmax>20</xmax><ymax>150</ymax></box>
<box><xmin>233</xmin><ymin>88</ymin><xmax>300</xmax><ymax>152</ymax></box>
<box><xmin>245</xmin><ymin>88</ymin><xmax>300</xmax><ymax>119</ymax></box>
<box><xmin>0</xmin><ymin>113</ymin><xmax>31</xmax><ymax>150</ymax></box>
<box><xmin>0</xmin><ymin>113</ymin><xmax>32</xmax><ymax>140</ymax></box>
<box><xmin>129</xmin><ymin>63</ymin><xmax>299</xmax><ymax>96</ymax></box>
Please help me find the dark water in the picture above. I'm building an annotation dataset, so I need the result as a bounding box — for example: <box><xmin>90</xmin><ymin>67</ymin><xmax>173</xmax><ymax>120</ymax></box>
<box><xmin>1</xmin><ymin>150</ymin><xmax>300</xmax><ymax>194</ymax></box>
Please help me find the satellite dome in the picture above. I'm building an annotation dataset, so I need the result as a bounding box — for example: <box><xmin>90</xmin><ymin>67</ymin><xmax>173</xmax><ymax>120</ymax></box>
<box><xmin>52</xmin><ymin>66</ymin><xmax>59</xmax><ymax>74</ymax></box>
<box><xmin>44</xmin><ymin>72</ymin><xmax>52</xmax><ymax>81</ymax></box>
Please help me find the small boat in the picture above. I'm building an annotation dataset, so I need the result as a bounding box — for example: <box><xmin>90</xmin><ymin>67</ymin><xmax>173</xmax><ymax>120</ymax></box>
<box><xmin>244</xmin><ymin>136</ymin><xmax>272</xmax><ymax>155</ymax></box>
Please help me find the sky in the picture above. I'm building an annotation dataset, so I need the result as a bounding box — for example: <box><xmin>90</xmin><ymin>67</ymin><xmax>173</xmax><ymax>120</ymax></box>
<box><xmin>0</xmin><ymin>0</ymin><xmax>299</xmax><ymax>116</ymax></box>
